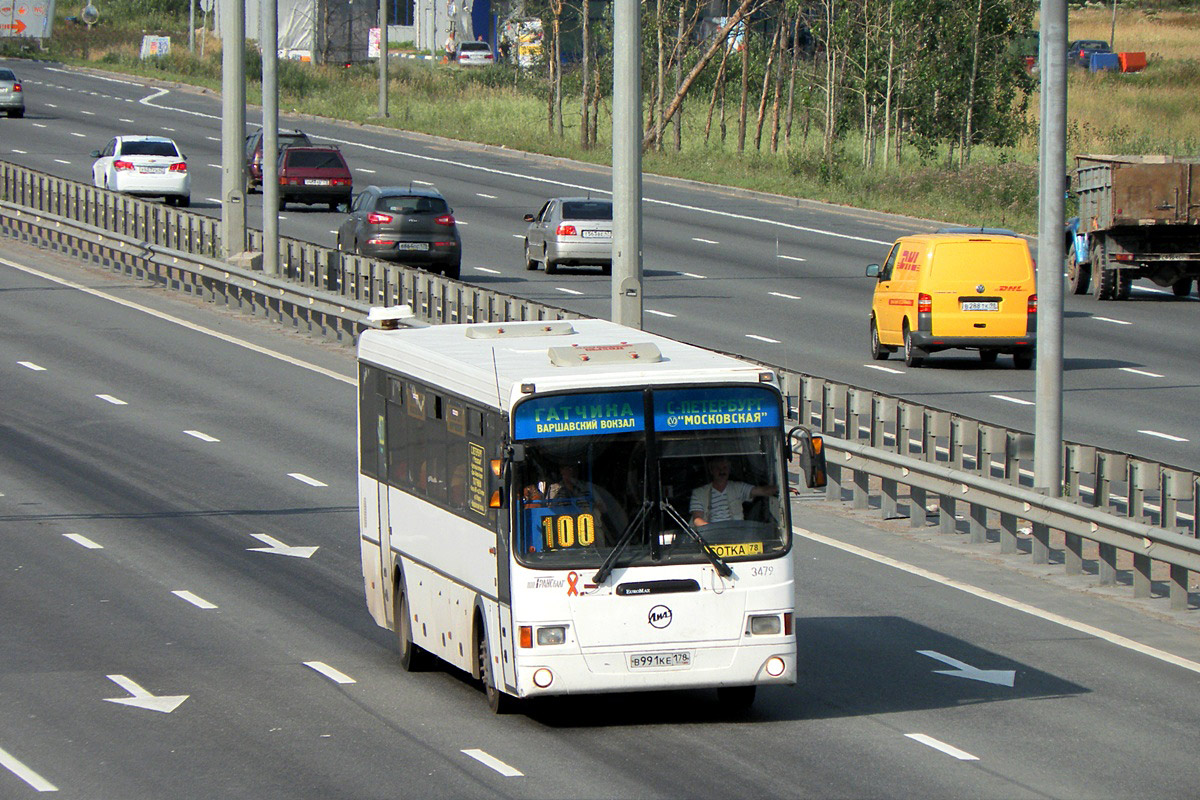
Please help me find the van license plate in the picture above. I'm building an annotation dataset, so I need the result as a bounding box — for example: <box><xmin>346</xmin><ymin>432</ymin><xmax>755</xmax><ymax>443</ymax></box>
<box><xmin>630</xmin><ymin>651</ymin><xmax>691</xmax><ymax>669</ymax></box>
<box><xmin>396</xmin><ymin>242</ymin><xmax>429</xmax><ymax>251</ymax></box>
<box><xmin>961</xmin><ymin>301</ymin><xmax>999</xmax><ymax>311</ymax></box>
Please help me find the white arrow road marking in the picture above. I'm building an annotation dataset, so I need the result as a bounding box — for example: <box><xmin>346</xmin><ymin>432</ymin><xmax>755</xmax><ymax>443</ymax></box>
<box><xmin>905</xmin><ymin>733</ymin><xmax>979</xmax><ymax>761</ymax></box>
<box><xmin>248</xmin><ymin>533</ymin><xmax>319</xmax><ymax>559</ymax></box>
<box><xmin>96</xmin><ymin>394</ymin><xmax>127</xmax><ymax>405</ymax></box>
<box><xmin>304</xmin><ymin>661</ymin><xmax>356</xmax><ymax>684</ymax></box>
<box><xmin>172</xmin><ymin>590</ymin><xmax>217</xmax><ymax>609</ymax></box>
<box><xmin>0</xmin><ymin>744</ymin><xmax>58</xmax><ymax>792</ymax></box>
<box><xmin>104</xmin><ymin>675</ymin><xmax>189</xmax><ymax>713</ymax></box>
<box><xmin>18</xmin><ymin>361</ymin><xmax>46</xmax><ymax>371</ymax></box>
<box><xmin>917</xmin><ymin>650</ymin><xmax>1015</xmax><ymax>686</ymax></box>
<box><xmin>288</xmin><ymin>473</ymin><xmax>327</xmax><ymax>487</ymax></box>
<box><xmin>63</xmin><ymin>533</ymin><xmax>103</xmax><ymax>549</ymax></box>
<box><xmin>462</xmin><ymin>749</ymin><xmax>524</xmax><ymax>777</ymax></box>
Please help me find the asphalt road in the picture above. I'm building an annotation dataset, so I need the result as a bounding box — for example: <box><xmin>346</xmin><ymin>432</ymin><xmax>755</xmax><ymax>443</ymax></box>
<box><xmin>2</xmin><ymin>239</ymin><xmax>1199</xmax><ymax>798</ymax></box>
<box><xmin>2</xmin><ymin>58</ymin><xmax>1197</xmax><ymax>473</ymax></box>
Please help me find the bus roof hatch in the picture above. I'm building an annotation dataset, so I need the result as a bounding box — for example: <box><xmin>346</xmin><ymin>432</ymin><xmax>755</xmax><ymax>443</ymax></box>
<box><xmin>465</xmin><ymin>321</ymin><xmax>577</xmax><ymax>339</ymax></box>
<box><xmin>547</xmin><ymin>342</ymin><xmax>663</xmax><ymax>367</ymax></box>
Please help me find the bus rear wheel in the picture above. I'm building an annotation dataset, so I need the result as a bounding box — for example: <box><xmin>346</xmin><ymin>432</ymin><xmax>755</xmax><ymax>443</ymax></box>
<box><xmin>478</xmin><ymin>628</ymin><xmax>516</xmax><ymax>714</ymax></box>
<box><xmin>395</xmin><ymin>585</ymin><xmax>430</xmax><ymax>672</ymax></box>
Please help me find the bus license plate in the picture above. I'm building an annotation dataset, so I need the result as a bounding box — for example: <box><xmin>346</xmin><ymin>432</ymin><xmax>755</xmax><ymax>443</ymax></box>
<box><xmin>961</xmin><ymin>301</ymin><xmax>999</xmax><ymax>311</ymax></box>
<box><xmin>630</xmin><ymin>651</ymin><xmax>691</xmax><ymax>669</ymax></box>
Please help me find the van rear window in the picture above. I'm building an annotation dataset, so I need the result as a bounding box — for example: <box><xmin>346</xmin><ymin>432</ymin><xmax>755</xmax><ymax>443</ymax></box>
<box><xmin>931</xmin><ymin>241</ymin><xmax>1031</xmax><ymax>281</ymax></box>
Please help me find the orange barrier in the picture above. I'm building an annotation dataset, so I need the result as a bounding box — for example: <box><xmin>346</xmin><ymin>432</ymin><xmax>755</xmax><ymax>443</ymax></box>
<box><xmin>1119</xmin><ymin>52</ymin><xmax>1147</xmax><ymax>72</ymax></box>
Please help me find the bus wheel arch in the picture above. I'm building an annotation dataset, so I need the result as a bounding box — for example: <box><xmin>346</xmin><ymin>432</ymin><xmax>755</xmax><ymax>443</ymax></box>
<box><xmin>394</xmin><ymin>568</ymin><xmax>430</xmax><ymax>672</ymax></box>
<box><xmin>475</xmin><ymin>607</ymin><xmax>515</xmax><ymax>714</ymax></box>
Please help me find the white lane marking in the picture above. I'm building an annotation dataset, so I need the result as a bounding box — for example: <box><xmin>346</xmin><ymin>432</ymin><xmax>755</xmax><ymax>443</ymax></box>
<box><xmin>462</xmin><ymin>749</ymin><xmax>524</xmax><ymax>777</ymax></box>
<box><xmin>646</xmin><ymin>309</ymin><xmax>676</xmax><ymax>318</ymax></box>
<box><xmin>64</xmin><ymin>533</ymin><xmax>103</xmax><ymax>549</ymax></box>
<box><xmin>11</xmin><ymin>149</ymin><xmax>27</xmax><ymax>154</ymax></box>
<box><xmin>511</xmin><ymin>234</ymin><xmax>524</xmax><ymax>239</ymax></box>
<box><xmin>1138</xmin><ymin>430</ymin><xmax>1189</xmax><ymax>443</ymax></box>
<box><xmin>746</xmin><ymin>334</ymin><xmax>781</xmax><ymax>344</ymax></box>
<box><xmin>1120</xmin><ymin>367</ymin><xmax>1164</xmax><ymax>378</ymax></box>
<box><xmin>184</xmin><ymin>430</ymin><xmax>220</xmax><ymax>442</ymax></box>
<box><xmin>162</xmin><ymin>126</ymin><xmax>176</xmax><ymax>132</ymax></box>
<box><xmin>0</xmin><ymin>744</ymin><xmax>58</xmax><ymax>793</ymax></box>
<box><xmin>206</xmin><ymin>136</ymin><xmax>220</xmax><ymax>141</ymax></box>
<box><xmin>44</xmin><ymin>103</ymin><xmax>57</xmax><ymax>108</ymax></box>
<box><xmin>777</xmin><ymin>254</ymin><xmax>807</xmax><ymax>262</ymax></box>
<box><xmin>206</xmin><ymin>163</ymin><xmax>221</xmax><ymax>169</ymax></box>
<box><xmin>991</xmin><ymin>394</ymin><xmax>1034</xmax><ymax>406</ymax></box>
<box><xmin>864</xmin><ymin>364</ymin><xmax>904</xmax><ymax>375</ymax></box>
<box><xmin>1093</xmin><ymin>316</ymin><xmax>1131</xmax><ymax>325</ymax></box>
<box><xmin>0</xmin><ymin>259</ymin><xmax>355</xmax><ymax>386</ymax></box>
<box><xmin>289</xmin><ymin>472</ymin><xmax>328</xmax><ymax>487</ymax></box>
<box><xmin>412</xmin><ymin>179</ymin><xmax>434</xmax><ymax>185</ymax></box>
<box><xmin>769</xmin><ymin>291</ymin><xmax>801</xmax><ymax>300</ymax></box>
<box><xmin>692</xmin><ymin>237</ymin><xmax>719</xmax><ymax>245</ymax></box>
<box><xmin>905</xmin><ymin>734</ymin><xmax>979</xmax><ymax>761</ymax></box>
<box><xmin>556</xmin><ymin>287</ymin><xmax>583</xmax><ymax>296</ymax></box>
<box><xmin>456</xmin><ymin>220</ymin><xmax>468</xmax><ymax>225</ymax></box>
<box><xmin>205</xmin><ymin>197</ymin><xmax>221</xmax><ymax>204</ymax></box>
<box><xmin>680</xmin><ymin>271</ymin><xmax>706</xmax><ymax>279</ymax></box>
<box><xmin>96</xmin><ymin>394</ymin><xmax>127</xmax><ymax>405</ymax></box>
<box><xmin>69</xmin><ymin>132</ymin><xmax>87</xmax><ymax>138</ymax></box>
<box><xmin>54</xmin><ymin>159</ymin><xmax>72</xmax><ymax>165</ymax></box>
<box><xmin>304</xmin><ymin>661</ymin><xmax>356</xmax><ymax>684</ymax></box>
<box><xmin>796</xmin><ymin>526</ymin><xmax>1200</xmax><ymax>676</ymax></box>
<box><xmin>18</xmin><ymin>361</ymin><xmax>46</xmax><ymax>371</ymax></box>
<box><xmin>32</xmin><ymin>123</ymin><xmax>47</xmax><ymax>129</ymax></box>
<box><xmin>1133</xmin><ymin>285</ymin><xmax>1170</xmax><ymax>295</ymax></box>
<box><xmin>119</xmin><ymin>118</ymin><xmax>135</xmax><ymax>123</ymax></box>
<box><xmin>80</xmin><ymin>110</ymin><xmax>96</xmax><ymax>116</ymax></box>
<box><xmin>172</xmin><ymin>590</ymin><xmax>217</xmax><ymax>609</ymax></box>
<box><xmin>476</xmin><ymin>192</ymin><xmax>497</xmax><ymax>199</ymax></box>
<box><xmin>355</xmin><ymin>168</ymin><xmax>376</xmax><ymax>174</ymax></box>
<box><xmin>475</xmin><ymin>266</ymin><xmax>501</xmax><ymax>274</ymax></box>
<box><xmin>45</xmin><ymin>66</ymin><xmax>141</xmax><ymax>86</ymax></box>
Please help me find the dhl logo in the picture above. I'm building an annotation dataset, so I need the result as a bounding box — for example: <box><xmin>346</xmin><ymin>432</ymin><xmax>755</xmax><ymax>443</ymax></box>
<box><xmin>997</xmin><ymin>285</ymin><xmax>1022</xmax><ymax>291</ymax></box>
<box><xmin>895</xmin><ymin>249</ymin><xmax>921</xmax><ymax>272</ymax></box>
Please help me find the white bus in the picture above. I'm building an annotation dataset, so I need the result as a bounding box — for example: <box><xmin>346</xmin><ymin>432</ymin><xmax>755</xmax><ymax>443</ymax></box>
<box><xmin>357</xmin><ymin>315</ymin><xmax>825</xmax><ymax>712</ymax></box>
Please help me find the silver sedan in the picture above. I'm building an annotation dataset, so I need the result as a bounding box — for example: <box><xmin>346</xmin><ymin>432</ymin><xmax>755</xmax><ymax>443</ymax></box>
<box><xmin>523</xmin><ymin>197</ymin><xmax>613</xmax><ymax>275</ymax></box>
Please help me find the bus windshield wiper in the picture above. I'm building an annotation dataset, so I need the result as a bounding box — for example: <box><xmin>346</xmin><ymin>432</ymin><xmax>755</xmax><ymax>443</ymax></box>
<box><xmin>660</xmin><ymin>500</ymin><xmax>733</xmax><ymax>578</ymax></box>
<box><xmin>592</xmin><ymin>500</ymin><xmax>652</xmax><ymax>585</ymax></box>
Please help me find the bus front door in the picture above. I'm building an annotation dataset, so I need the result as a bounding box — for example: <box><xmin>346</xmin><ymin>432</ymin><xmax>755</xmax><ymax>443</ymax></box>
<box><xmin>379</xmin><ymin>483</ymin><xmax>394</xmax><ymax>629</ymax></box>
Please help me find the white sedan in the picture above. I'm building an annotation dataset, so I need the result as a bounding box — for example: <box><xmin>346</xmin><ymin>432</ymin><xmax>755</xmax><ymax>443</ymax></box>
<box><xmin>91</xmin><ymin>135</ymin><xmax>191</xmax><ymax>207</ymax></box>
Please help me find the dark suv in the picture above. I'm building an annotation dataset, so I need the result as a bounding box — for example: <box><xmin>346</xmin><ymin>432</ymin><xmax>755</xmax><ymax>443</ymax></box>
<box><xmin>276</xmin><ymin>146</ymin><xmax>353</xmax><ymax>211</ymax></box>
<box><xmin>244</xmin><ymin>127</ymin><xmax>312</xmax><ymax>192</ymax></box>
<box><xmin>336</xmin><ymin>186</ymin><xmax>462</xmax><ymax>279</ymax></box>
<box><xmin>1067</xmin><ymin>39</ymin><xmax>1112</xmax><ymax>68</ymax></box>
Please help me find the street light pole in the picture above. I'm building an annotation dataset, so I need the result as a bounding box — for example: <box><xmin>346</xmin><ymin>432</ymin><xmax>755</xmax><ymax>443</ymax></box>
<box><xmin>262</xmin><ymin>0</ymin><xmax>280</xmax><ymax>276</ymax></box>
<box><xmin>611</xmin><ymin>0</ymin><xmax>643</xmax><ymax>328</ymax></box>
<box><xmin>220</xmin><ymin>0</ymin><xmax>247</xmax><ymax>259</ymax></box>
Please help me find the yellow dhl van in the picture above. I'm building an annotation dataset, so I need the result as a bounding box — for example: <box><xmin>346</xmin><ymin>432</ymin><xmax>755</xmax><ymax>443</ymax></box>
<box><xmin>865</xmin><ymin>233</ymin><xmax>1037</xmax><ymax>368</ymax></box>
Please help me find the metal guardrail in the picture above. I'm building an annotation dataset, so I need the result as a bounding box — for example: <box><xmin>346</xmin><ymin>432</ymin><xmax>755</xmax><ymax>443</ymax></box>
<box><xmin>2</xmin><ymin>161</ymin><xmax>1196</xmax><ymax>612</ymax></box>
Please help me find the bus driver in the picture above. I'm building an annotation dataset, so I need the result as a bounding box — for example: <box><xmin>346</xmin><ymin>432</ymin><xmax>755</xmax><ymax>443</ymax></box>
<box><xmin>690</xmin><ymin>456</ymin><xmax>777</xmax><ymax>527</ymax></box>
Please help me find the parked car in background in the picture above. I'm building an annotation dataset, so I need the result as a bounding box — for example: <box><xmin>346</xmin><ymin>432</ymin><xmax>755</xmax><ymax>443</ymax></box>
<box><xmin>524</xmin><ymin>197</ymin><xmax>613</xmax><ymax>275</ymax></box>
<box><xmin>0</xmin><ymin>67</ymin><xmax>25</xmax><ymax>118</ymax></box>
<box><xmin>90</xmin><ymin>135</ymin><xmax>190</xmax><ymax>207</ymax></box>
<box><xmin>336</xmin><ymin>185</ymin><xmax>462</xmax><ymax>279</ymax></box>
<box><xmin>276</xmin><ymin>146</ymin><xmax>352</xmax><ymax>211</ymax></box>
<box><xmin>244</xmin><ymin>127</ymin><xmax>312</xmax><ymax>192</ymax></box>
<box><xmin>1067</xmin><ymin>39</ymin><xmax>1112</xmax><ymax>68</ymax></box>
<box><xmin>454</xmin><ymin>41</ymin><xmax>495</xmax><ymax>67</ymax></box>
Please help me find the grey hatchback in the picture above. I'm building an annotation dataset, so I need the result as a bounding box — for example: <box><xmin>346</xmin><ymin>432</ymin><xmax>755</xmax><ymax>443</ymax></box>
<box><xmin>524</xmin><ymin>197</ymin><xmax>613</xmax><ymax>275</ymax></box>
<box><xmin>336</xmin><ymin>186</ymin><xmax>462</xmax><ymax>279</ymax></box>
<box><xmin>0</xmin><ymin>67</ymin><xmax>25</xmax><ymax>118</ymax></box>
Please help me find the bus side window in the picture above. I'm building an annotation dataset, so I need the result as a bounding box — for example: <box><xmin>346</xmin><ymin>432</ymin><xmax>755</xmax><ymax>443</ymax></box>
<box><xmin>358</xmin><ymin>366</ymin><xmax>386</xmax><ymax>480</ymax></box>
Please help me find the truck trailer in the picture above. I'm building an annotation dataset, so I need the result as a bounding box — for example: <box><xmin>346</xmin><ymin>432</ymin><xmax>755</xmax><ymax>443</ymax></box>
<box><xmin>1065</xmin><ymin>154</ymin><xmax>1200</xmax><ymax>300</ymax></box>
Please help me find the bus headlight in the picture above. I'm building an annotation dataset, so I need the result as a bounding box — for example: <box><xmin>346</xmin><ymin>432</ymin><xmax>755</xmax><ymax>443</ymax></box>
<box><xmin>536</xmin><ymin>626</ymin><xmax>566</xmax><ymax>646</ymax></box>
<box><xmin>765</xmin><ymin>657</ymin><xmax>786</xmax><ymax>677</ymax></box>
<box><xmin>748</xmin><ymin>615</ymin><xmax>782</xmax><ymax>635</ymax></box>
<box><xmin>533</xmin><ymin>668</ymin><xmax>554</xmax><ymax>688</ymax></box>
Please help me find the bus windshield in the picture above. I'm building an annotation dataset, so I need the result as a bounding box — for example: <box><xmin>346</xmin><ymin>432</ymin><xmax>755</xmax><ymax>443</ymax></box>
<box><xmin>512</xmin><ymin>385</ymin><xmax>789</xmax><ymax>570</ymax></box>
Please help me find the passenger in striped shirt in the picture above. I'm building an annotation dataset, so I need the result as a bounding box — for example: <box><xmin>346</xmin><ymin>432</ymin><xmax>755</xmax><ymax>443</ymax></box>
<box><xmin>689</xmin><ymin>456</ymin><xmax>777</xmax><ymax>527</ymax></box>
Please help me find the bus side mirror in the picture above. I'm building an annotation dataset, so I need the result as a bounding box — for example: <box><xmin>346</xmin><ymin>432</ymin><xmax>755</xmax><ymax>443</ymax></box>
<box><xmin>788</xmin><ymin>426</ymin><xmax>827</xmax><ymax>489</ymax></box>
<box><xmin>488</xmin><ymin>444</ymin><xmax>526</xmax><ymax>508</ymax></box>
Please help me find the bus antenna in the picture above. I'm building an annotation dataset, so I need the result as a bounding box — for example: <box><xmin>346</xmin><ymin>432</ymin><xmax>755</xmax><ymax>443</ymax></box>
<box><xmin>491</xmin><ymin>347</ymin><xmax>503</xmax><ymax>407</ymax></box>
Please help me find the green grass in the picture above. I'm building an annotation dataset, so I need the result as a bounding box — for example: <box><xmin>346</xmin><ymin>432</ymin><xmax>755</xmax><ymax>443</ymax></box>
<box><xmin>9</xmin><ymin>4</ymin><xmax>1200</xmax><ymax>236</ymax></box>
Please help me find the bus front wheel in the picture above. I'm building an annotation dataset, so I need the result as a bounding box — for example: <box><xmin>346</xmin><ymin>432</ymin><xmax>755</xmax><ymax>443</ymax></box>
<box><xmin>478</xmin><ymin>628</ymin><xmax>516</xmax><ymax>714</ymax></box>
